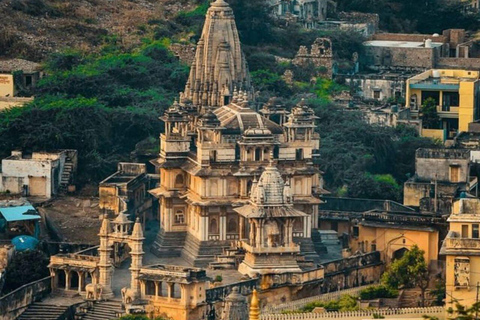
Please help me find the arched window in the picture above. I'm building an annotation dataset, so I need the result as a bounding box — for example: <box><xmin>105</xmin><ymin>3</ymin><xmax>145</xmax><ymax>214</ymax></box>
<box><xmin>146</xmin><ymin>281</ymin><xmax>156</xmax><ymax>296</ymax></box>
<box><xmin>227</xmin><ymin>217</ymin><xmax>237</xmax><ymax>233</ymax></box>
<box><xmin>246</xmin><ymin>180</ymin><xmax>253</xmax><ymax>196</ymax></box>
<box><xmin>174</xmin><ymin>174</ymin><xmax>184</xmax><ymax>188</ymax></box>
<box><xmin>209</xmin><ymin>218</ymin><xmax>218</xmax><ymax>234</ymax></box>
<box><xmin>175</xmin><ymin>210</ymin><xmax>185</xmax><ymax>224</ymax></box>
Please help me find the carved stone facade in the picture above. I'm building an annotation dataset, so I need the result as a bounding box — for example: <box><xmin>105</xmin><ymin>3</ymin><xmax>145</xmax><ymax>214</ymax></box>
<box><xmin>182</xmin><ymin>0</ymin><xmax>253</xmax><ymax>110</ymax></box>
<box><xmin>150</xmin><ymin>0</ymin><xmax>324</xmax><ymax>267</ymax></box>
<box><xmin>292</xmin><ymin>38</ymin><xmax>333</xmax><ymax>78</ymax></box>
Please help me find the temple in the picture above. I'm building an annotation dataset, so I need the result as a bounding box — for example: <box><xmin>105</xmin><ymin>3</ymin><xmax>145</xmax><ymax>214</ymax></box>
<box><xmin>150</xmin><ymin>0</ymin><xmax>324</xmax><ymax>267</ymax></box>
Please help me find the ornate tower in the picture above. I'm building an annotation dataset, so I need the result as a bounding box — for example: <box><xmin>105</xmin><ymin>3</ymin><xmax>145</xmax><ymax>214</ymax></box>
<box><xmin>235</xmin><ymin>161</ymin><xmax>309</xmax><ymax>276</ymax></box>
<box><xmin>98</xmin><ymin>216</ymin><xmax>114</xmax><ymax>299</ymax></box>
<box><xmin>183</xmin><ymin>0</ymin><xmax>253</xmax><ymax>110</ymax></box>
<box><xmin>221</xmin><ymin>287</ymin><xmax>248</xmax><ymax>320</ymax></box>
<box><xmin>159</xmin><ymin>101</ymin><xmax>190</xmax><ymax>161</ymax></box>
<box><xmin>129</xmin><ymin>218</ymin><xmax>145</xmax><ymax>298</ymax></box>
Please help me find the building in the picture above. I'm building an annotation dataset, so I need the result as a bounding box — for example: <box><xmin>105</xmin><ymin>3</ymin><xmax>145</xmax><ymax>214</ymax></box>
<box><xmin>403</xmin><ymin>148</ymin><xmax>475</xmax><ymax>214</ymax></box>
<box><xmin>99</xmin><ymin>163</ymin><xmax>153</xmax><ymax>224</ymax></box>
<box><xmin>181</xmin><ymin>0</ymin><xmax>253</xmax><ymax>110</ymax></box>
<box><xmin>0</xmin><ymin>150</ymin><xmax>77</xmax><ymax>198</ymax></box>
<box><xmin>150</xmin><ymin>0</ymin><xmax>324</xmax><ymax>267</ymax></box>
<box><xmin>0</xmin><ymin>59</ymin><xmax>41</xmax><ymax>110</ymax></box>
<box><xmin>0</xmin><ymin>199</ymin><xmax>41</xmax><ymax>239</ymax></box>
<box><xmin>269</xmin><ymin>0</ymin><xmax>328</xmax><ymax>29</ymax></box>
<box><xmin>234</xmin><ymin>161</ymin><xmax>307</xmax><ymax>276</ymax></box>
<box><xmin>344</xmin><ymin>72</ymin><xmax>408</xmax><ymax>102</ymax></box>
<box><xmin>292</xmin><ymin>38</ymin><xmax>333</xmax><ymax>79</ymax></box>
<box><xmin>405</xmin><ymin>69</ymin><xmax>480</xmax><ymax>140</ymax></box>
<box><xmin>318</xmin><ymin>196</ymin><xmax>444</xmax><ymax>266</ymax></box>
<box><xmin>440</xmin><ymin>198</ymin><xmax>480</xmax><ymax>311</ymax></box>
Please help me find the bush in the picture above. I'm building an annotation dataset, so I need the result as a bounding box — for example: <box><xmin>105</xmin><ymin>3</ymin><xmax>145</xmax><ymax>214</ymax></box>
<box><xmin>359</xmin><ymin>285</ymin><xmax>399</xmax><ymax>300</ymax></box>
<box><xmin>300</xmin><ymin>295</ymin><xmax>358</xmax><ymax>312</ymax></box>
<box><xmin>3</xmin><ymin>250</ymin><xmax>49</xmax><ymax>293</ymax></box>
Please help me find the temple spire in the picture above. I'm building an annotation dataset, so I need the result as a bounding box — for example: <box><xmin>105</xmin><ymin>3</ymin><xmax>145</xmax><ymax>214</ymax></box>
<box><xmin>181</xmin><ymin>0</ymin><xmax>253</xmax><ymax>110</ymax></box>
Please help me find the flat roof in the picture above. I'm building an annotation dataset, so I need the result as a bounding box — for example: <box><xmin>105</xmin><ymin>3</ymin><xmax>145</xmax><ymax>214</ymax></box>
<box><xmin>0</xmin><ymin>205</ymin><xmax>41</xmax><ymax>222</ymax></box>
<box><xmin>364</xmin><ymin>40</ymin><xmax>443</xmax><ymax>48</ymax></box>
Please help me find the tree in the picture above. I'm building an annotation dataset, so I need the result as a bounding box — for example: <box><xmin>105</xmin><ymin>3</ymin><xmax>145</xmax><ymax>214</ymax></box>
<box><xmin>3</xmin><ymin>250</ymin><xmax>49</xmax><ymax>293</ymax></box>
<box><xmin>420</xmin><ymin>97</ymin><xmax>440</xmax><ymax>129</ymax></box>
<box><xmin>382</xmin><ymin>245</ymin><xmax>431</xmax><ymax>306</ymax></box>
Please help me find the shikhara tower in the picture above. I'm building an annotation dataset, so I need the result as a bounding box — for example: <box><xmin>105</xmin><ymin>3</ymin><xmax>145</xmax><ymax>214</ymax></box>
<box><xmin>181</xmin><ymin>0</ymin><xmax>254</xmax><ymax>111</ymax></box>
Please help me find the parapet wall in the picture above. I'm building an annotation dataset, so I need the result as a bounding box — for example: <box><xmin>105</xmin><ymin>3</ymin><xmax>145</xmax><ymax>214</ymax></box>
<box><xmin>0</xmin><ymin>276</ymin><xmax>51</xmax><ymax>320</ymax></box>
<box><xmin>260</xmin><ymin>306</ymin><xmax>445</xmax><ymax>320</ymax></box>
<box><xmin>371</xmin><ymin>33</ymin><xmax>447</xmax><ymax>43</ymax></box>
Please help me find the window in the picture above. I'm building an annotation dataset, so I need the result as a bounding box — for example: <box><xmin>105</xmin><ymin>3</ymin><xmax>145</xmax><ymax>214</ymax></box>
<box><xmin>443</xmin><ymin>92</ymin><xmax>459</xmax><ymax>110</ymax></box>
<box><xmin>209</xmin><ymin>218</ymin><xmax>218</xmax><ymax>234</ymax></box>
<box><xmin>373</xmin><ymin>90</ymin><xmax>381</xmax><ymax>100</ymax></box>
<box><xmin>295</xmin><ymin>149</ymin><xmax>304</xmax><ymax>161</ymax></box>
<box><xmin>175</xmin><ymin>210</ymin><xmax>185</xmax><ymax>224</ymax></box>
<box><xmin>331</xmin><ymin>221</ymin><xmax>338</xmax><ymax>232</ymax></box>
<box><xmin>227</xmin><ymin>217</ymin><xmax>237</xmax><ymax>233</ymax></box>
<box><xmin>146</xmin><ymin>281</ymin><xmax>156</xmax><ymax>296</ymax></box>
<box><xmin>450</xmin><ymin>166</ymin><xmax>460</xmax><ymax>183</ymax></box>
<box><xmin>174</xmin><ymin>174</ymin><xmax>184</xmax><ymax>188</ymax></box>
<box><xmin>210</xmin><ymin>150</ymin><xmax>217</xmax><ymax>162</ymax></box>
<box><xmin>473</xmin><ymin>224</ymin><xmax>479</xmax><ymax>238</ymax></box>
<box><xmin>462</xmin><ymin>225</ymin><xmax>469</xmax><ymax>238</ymax></box>
<box><xmin>255</xmin><ymin>148</ymin><xmax>261</xmax><ymax>161</ymax></box>
<box><xmin>352</xmin><ymin>225</ymin><xmax>359</xmax><ymax>237</ymax></box>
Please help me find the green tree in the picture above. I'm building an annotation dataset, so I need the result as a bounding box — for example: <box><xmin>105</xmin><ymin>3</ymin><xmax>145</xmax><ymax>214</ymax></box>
<box><xmin>420</xmin><ymin>97</ymin><xmax>440</xmax><ymax>129</ymax></box>
<box><xmin>3</xmin><ymin>250</ymin><xmax>49</xmax><ymax>293</ymax></box>
<box><xmin>382</xmin><ymin>245</ymin><xmax>430</xmax><ymax>306</ymax></box>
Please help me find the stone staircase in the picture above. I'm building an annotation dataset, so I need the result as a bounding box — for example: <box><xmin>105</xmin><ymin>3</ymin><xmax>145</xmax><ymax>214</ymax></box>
<box><xmin>399</xmin><ymin>289</ymin><xmax>433</xmax><ymax>307</ymax></box>
<box><xmin>78</xmin><ymin>300</ymin><xmax>124</xmax><ymax>320</ymax></box>
<box><xmin>150</xmin><ymin>229</ymin><xmax>187</xmax><ymax>257</ymax></box>
<box><xmin>17</xmin><ymin>303</ymin><xmax>70</xmax><ymax>320</ymax></box>
<box><xmin>59</xmin><ymin>156</ymin><xmax>74</xmax><ymax>192</ymax></box>
<box><xmin>294</xmin><ymin>236</ymin><xmax>321</xmax><ymax>265</ymax></box>
<box><xmin>181</xmin><ymin>233</ymin><xmax>230</xmax><ymax>268</ymax></box>
<box><xmin>311</xmin><ymin>228</ymin><xmax>328</xmax><ymax>255</ymax></box>
<box><xmin>209</xmin><ymin>245</ymin><xmax>245</xmax><ymax>270</ymax></box>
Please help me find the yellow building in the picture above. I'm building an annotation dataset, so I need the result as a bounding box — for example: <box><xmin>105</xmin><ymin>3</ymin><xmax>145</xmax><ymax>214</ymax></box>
<box><xmin>406</xmin><ymin>69</ymin><xmax>480</xmax><ymax>140</ymax></box>
<box><xmin>0</xmin><ymin>59</ymin><xmax>41</xmax><ymax>110</ymax></box>
<box><xmin>350</xmin><ymin>210</ymin><xmax>441</xmax><ymax>265</ymax></box>
<box><xmin>440</xmin><ymin>198</ymin><xmax>480</xmax><ymax>313</ymax></box>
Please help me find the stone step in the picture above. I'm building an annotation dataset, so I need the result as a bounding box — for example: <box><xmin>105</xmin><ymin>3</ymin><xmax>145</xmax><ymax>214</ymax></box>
<box><xmin>18</xmin><ymin>304</ymin><xmax>69</xmax><ymax>320</ymax></box>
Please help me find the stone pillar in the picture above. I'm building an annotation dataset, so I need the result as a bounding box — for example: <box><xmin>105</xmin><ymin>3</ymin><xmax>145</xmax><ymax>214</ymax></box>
<box><xmin>130</xmin><ymin>218</ymin><xmax>145</xmax><ymax>300</ymax></box>
<box><xmin>255</xmin><ymin>221</ymin><xmax>261</xmax><ymax>247</ymax></box>
<box><xmin>65</xmin><ymin>271</ymin><xmax>70</xmax><ymax>291</ymax></box>
<box><xmin>98</xmin><ymin>217</ymin><xmax>114</xmax><ymax>299</ymax></box>
<box><xmin>220</xmin><ymin>215</ymin><xmax>226</xmax><ymax>240</ymax></box>
<box><xmin>78</xmin><ymin>271</ymin><xmax>84</xmax><ymax>294</ymax></box>
<box><xmin>154</xmin><ymin>281</ymin><xmax>159</xmax><ymax>300</ymax></box>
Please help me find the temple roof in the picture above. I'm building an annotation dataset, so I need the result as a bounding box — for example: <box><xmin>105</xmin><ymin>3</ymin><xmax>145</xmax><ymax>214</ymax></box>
<box><xmin>214</xmin><ymin>102</ymin><xmax>283</xmax><ymax>135</ymax></box>
<box><xmin>235</xmin><ymin>205</ymin><xmax>307</xmax><ymax>218</ymax></box>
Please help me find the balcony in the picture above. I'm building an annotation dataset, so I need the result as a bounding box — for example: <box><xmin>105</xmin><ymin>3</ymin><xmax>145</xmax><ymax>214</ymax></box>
<box><xmin>445</xmin><ymin>237</ymin><xmax>480</xmax><ymax>250</ymax></box>
<box><xmin>409</xmin><ymin>79</ymin><xmax>460</xmax><ymax>91</ymax></box>
<box><xmin>241</xmin><ymin>241</ymin><xmax>300</xmax><ymax>254</ymax></box>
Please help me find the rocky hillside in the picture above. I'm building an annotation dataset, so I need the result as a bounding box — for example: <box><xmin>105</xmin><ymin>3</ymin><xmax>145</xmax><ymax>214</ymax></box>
<box><xmin>0</xmin><ymin>0</ymin><xmax>196</xmax><ymax>61</ymax></box>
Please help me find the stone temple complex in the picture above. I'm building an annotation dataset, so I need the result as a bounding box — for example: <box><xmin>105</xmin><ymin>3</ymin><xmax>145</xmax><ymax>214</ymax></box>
<box><xmin>150</xmin><ymin>0</ymin><xmax>324</xmax><ymax>268</ymax></box>
<box><xmin>181</xmin><ymin>0</ymin><xmax>254</xmax><ymax>110</ymax></box>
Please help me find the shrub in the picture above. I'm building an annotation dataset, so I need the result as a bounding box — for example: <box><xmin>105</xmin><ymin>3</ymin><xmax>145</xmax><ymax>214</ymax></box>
<box><xmin>359</xmin><ymin>285</ymin><xmax>399</xmax><ymax>300</ymax></box>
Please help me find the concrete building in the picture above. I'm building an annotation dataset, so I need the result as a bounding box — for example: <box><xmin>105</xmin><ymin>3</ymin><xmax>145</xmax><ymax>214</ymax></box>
<box><xmin>269</xmin><ymin>0</ymin><xmax>328</xmax><ymax>29</ymax></box>
<box><xmin>150</xmin><ymin>0</ymin><xmax>324</xmax><ymax>267</ymax></box>
<box><xmin>0</xmin><ymin>59</ymin><xmax>41</xmax><ymax>110</ymax></box>
<box><xmin>406</xmin><ymin>69</ymin><xmax>480</xmax><ymax>140</ymax></box>
<box><xmin>403</xmin><ymin>148</ymin><xmax>475</xmax><ymax>214</ymax></box>
<box><xmin>99</xmin><ymin>163</ymin><xmax>153</xmax><ymax>224</ymax></box>
<box><xmin>0</xmin><ymin>150</ymin><xmax>77</xmax><ymax>198</ymax></box>
<box><xmin>440</xmin><ymin>198</ymin><xmax>480</xmax><ymax>311</ymax></box>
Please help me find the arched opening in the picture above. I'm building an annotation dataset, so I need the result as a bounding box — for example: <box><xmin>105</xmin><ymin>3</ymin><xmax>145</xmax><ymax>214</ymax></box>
<box><xmin>227</xmin><ymin>217</ymin><xmax>237</xmax><ymax>233</ymax></box>
<box><xmin>175</xmin><ymin>210</ymin><xmax>185</xmax><ymax>224</ymax></box>
<box><xmin>146</xmin><ymin>281</ymin><xmax>156</xmax><ymax>296</ymax></box>
<box><xmin>57</xmin><ymin>270</ymin><xmax>66</xmax><ymax>289</ymax></box>
<box><xmin>174</xmin><ymin>174</ymin><xmax>184</xmax><ymax>188</ymax></box>
<box><xmin>160</xmin><ymin>282</ymin><xmax>168</xmax><ymax>297</ymax></box>
<box><xmin>171</xmin><ymin>283</ymin><xmax>181</xmax><ymax>299</ymax></box>
<box><xmin>70</xmin><ymin>271</ymin><xmax>79</xmax><ymax>290</ymax></box>
<box><xmin>84</xmin><ymin>272</ymin><xmax>93</xmax><ymax>291</ymax></box>
<box><xmin>392</xmin><ymin>247</ymin><xmax>409</xmax><ymax>261</ymax></box>
<box><xmin>246</xmin><ymin>180</ymin><xmax>253</xmax><ymax>196</ymax></box>
<box><xmin>209</xmin><ymin>218</ymin><xmax>218</xmax><ymax>234</ymax></box>
<box><xmin>255</xmin><ymin>148</ymin><xmax>261</xmax><ymax>161</ymax></box>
